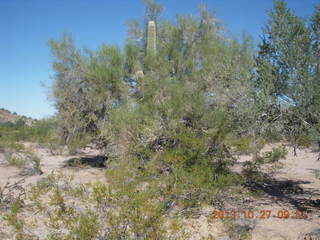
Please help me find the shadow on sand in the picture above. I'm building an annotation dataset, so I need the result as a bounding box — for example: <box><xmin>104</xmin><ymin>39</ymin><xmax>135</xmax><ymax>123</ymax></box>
<box><xmin>64</xmin><ymin>155</ymin><xmax>107</xmax><ymax>168</ymax></box>
<box><xmin>244</xmin><ymin>176</ymin><xmax>320</xmax><ymax>211</ymax></box>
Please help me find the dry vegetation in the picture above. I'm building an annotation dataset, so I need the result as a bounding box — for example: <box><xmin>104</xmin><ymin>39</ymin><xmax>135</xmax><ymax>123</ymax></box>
<box><xmin>1</xmin><ymin>0</ymin><xmax>320</xmax><ymax>239</ymax></box>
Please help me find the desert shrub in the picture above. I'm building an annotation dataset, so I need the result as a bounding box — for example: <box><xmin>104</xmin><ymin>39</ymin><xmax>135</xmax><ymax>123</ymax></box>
<box><xmin>242</xmin><ymin>145</ymin><xmax>288</xmax><ymax>180</ymax></box>
<box><xmin>3</xmin><ymin>200</ymin><xmax>24</xmax><ymax>233</ymax></box>
<box><xmin>2</xmin><ymin>199</ymin><xmax>36</xmax><ymax>240</ymax></box>
<box><xmin>6</xmin><ymin>155</ymin><xmax>25</xmax><ymax>168</ymax></box>
<box><xmin>263</xmin><ymin>145</ymin><xmax>288</xmax><ymax>163</ymax></box>
<box><xmin>0</xmin><ymin>117</ymin><xmax>61</xmax><ymax>156</ymax></box>
<box><xmin>225</xmin><ymin>135</ymin><xmax>255</xmax><ymax>154</ymax></box>
<box><xmin>296</xmin><ymin>134</ymin><xmax>313</xmax><ymax>147</ymax></box>
<box><xmin>66</xmin><ymin>134</ymin><xmax>92</xmax><ymax>154</ymax></box>
<box><xmin>1</xmin><ymin>144</ymin><xmax>42</xmax><ymax>175</ymax></box>
<box><xmin>242</xmin><ymin>161</ymin><xmax>261</xmax><ymax>180</ymax></box>
<box><xmin>104</xmin><ymin>186</ymin><xmax>167</xmax><ymax>239</ymax></box>
<box><xmin>68</xmin><ymin>211</ymin><xmax>100</xmax><ymax>240</ymax></box>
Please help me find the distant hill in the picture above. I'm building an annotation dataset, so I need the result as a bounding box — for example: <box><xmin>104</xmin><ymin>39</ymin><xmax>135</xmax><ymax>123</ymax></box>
<box><xmin>0</xmin><ymin>108</ymin><xmax>35</xmax><ymax>126</ymax></box>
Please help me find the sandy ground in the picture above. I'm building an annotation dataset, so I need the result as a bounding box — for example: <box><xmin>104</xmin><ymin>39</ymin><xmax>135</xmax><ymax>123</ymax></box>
<box><xmin>235</xmin><ymin>144</ymin><xmax>320</xmax><ymax>240</ymax></box>
<box><xmin>0</xmin><ymin>143</ymin><xmax>319</xmax><ymax>239</ymax></box>
<box><xmin>0</xmin><ymin>144</ymin><xmax>106</xmax><ymax>188</ymax></box>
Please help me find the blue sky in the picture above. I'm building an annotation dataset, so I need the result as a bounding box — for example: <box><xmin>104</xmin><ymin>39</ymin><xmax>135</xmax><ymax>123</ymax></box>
<box><xmin>0</xmin><ymin>0</ymin><xmax>319</xmax><ymax>119</ymax></box>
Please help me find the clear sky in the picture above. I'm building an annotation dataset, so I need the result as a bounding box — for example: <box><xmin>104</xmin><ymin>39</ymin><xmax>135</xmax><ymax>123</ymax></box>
<box><xmin>1</xmin><ymin>0</ymin><xmax>319</xmax><ymax>119</ymax></box>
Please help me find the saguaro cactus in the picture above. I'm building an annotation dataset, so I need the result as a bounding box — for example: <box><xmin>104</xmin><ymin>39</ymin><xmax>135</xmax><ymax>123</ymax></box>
<box><xmin>147</xmin><ymin>21</ymin><xmax>157</xmax><ymax>57</ymax></box>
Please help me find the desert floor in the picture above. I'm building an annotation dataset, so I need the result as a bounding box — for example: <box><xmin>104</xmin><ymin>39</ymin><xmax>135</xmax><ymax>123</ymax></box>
<box><xmin>0</xmin><ymin>143</ymin><xmax>319</xmax><ymax>239</ymax></box>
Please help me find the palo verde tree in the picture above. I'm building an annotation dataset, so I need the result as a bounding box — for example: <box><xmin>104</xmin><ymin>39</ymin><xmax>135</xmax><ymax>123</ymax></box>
<box><xmin>102</xmin><ymin>1</ymin><xmax>256</xmax><ymax>183</ymax></box>
<box><xmin>50</xmin><ymin>1</ymin><xmax>256</xmax><ymax>158</ymax></box>
<box><xmin>50</xmin><ymin>0</ymin><xmax>257</xmax><ymax>183</ymax></box>
<box><xmin>49</xmin><ymin>33</ymin><xmax>129</xmax><ymax>149</ymax></box>
<box><xmin>256</xmin><ymin>1</ymin><xmax>320</xmax><ymax>154</ymax></box>
<box><xmin>310</xmin><ymin>4</ymin><xmax>320</xmax><ymax>155</ymax></box>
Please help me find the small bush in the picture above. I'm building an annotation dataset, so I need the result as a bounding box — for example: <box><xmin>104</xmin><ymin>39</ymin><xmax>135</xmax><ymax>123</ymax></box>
<box><xmin>263</xmin><ymin>145</ymin><xmax>288</xmax><ymax>163</ymax></box>
<box><xmin>7</xmin><ymin>155</ymin><xmax>26</xmax><ymax>168</ymax></box>
<box><xmin>67</xmin><ymin>134</ymin><xmax>92</xmax><ymax>154</ymax></box>
<box><xmin>226</xmin><ymin>135</ymin><xmax>253</xmax><ymax>154</ymax></box>
<box><xmin>70</xmin><ymin>211</ymin><xmax>99</xmax><ymax>240</ymax></box>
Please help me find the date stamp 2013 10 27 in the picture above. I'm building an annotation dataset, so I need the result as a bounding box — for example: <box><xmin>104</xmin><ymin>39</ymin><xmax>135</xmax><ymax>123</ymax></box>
<box><xmin>211</xmin><ymin>209</ymin><xmax>309</xmax><ymax>220</ymax></box>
